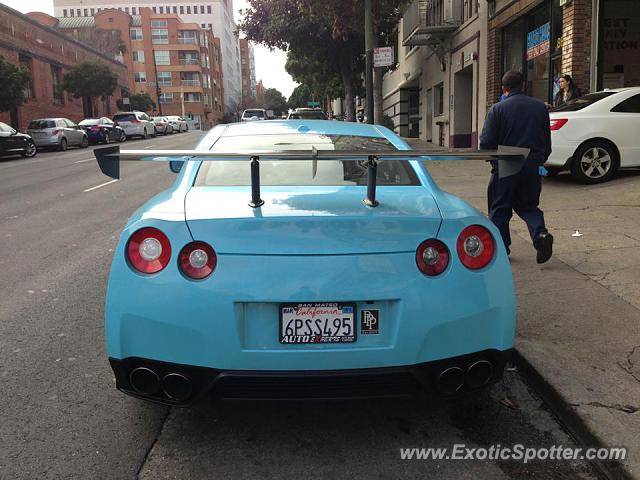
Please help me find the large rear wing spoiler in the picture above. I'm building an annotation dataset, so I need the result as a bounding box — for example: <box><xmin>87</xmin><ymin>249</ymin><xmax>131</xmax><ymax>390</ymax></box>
<box><xmin>94</xmin><ymin>145</ymin><xmax>529</xmax><ymax>208</ymax></box>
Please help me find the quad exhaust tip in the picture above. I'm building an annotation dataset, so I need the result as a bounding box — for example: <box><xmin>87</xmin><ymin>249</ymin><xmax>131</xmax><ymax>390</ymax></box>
<box><xmin>437</xmin><ymin>366</ymin><xmax>465</xmax><ymax>394</ymax></box>
<box><xmin>130</xmin><ymin>367</ymin><xmax>160</xmax><ymax>395</ymax></box>
<box><xmin>162</xmin><ymin>373</ymin><xmax>193</xmax><ymax>401</ymax></box>
<box><xmin>465</xmin><ymin>360</ymin><xmax>494</xmax><ymax>389</ymax></box>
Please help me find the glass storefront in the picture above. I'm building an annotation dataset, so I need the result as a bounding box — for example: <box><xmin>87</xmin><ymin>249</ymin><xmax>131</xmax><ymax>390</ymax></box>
<box><xmin>598</xmin><ymin>0</ymin><xmax>640</xmax><ymax>88</ymax></box>
<box><xmin>501</xmin><ymin>1</ymin><xmax>563</xmax><ymax>103</ymax></box>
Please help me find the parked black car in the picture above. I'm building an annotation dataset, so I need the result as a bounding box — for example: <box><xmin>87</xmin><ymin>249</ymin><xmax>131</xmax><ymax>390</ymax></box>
<box><xmin>0</xmin><ymin>122</ymin><xmax>37</xmax><ymax>158</ymax></box>
<box><xmin>79</xmin><ymin>117</ymin><xmax>127</xmax><ymax>144</ymax></box>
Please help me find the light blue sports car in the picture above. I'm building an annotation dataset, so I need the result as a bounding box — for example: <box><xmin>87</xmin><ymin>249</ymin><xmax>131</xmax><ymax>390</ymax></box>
<box><xmin>95</xmin><ymin>120</ymin><xmax>517</xmax><ymax>405</ymax></box>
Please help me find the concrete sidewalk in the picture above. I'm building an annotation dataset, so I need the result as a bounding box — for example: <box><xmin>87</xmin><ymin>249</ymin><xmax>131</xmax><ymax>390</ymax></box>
<box><xmin>407</xmin><ymin>142</ymin><xmax>640</xmax><ymax>478</ymax></box>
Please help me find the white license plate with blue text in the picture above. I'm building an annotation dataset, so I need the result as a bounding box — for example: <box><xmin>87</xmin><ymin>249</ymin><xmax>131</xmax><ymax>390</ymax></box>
<box><xmin>280</xmin><ymin>303</ymin><xmax>356</xmax><ymax>344</ymax></box>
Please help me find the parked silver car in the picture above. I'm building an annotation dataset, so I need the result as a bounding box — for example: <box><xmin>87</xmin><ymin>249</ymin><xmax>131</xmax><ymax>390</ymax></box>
<box><xmin>26</xmin><ymin>118</ymin><xmax>88</xmax><ymax>151</ymax></box>
<box><xmin>165</xmin><ymin>116</ymin><xmax>188</xmax><ymax>132</ymax></box>
<box><xmin>112</xmin><ymin>111</ymin><xmax>156</xmax><ymax>139</ymax></box>
<box><xmin>151</xmin><ymin>116</ymin><xmax>174</xmax><ymax>135</ymax></box>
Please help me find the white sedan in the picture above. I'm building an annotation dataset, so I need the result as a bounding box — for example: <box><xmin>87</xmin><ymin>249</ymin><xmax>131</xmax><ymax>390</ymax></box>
<box><xmin>546</xmin><ymin>87</ymin><xmax>640</xmax><ymax>183</ymax></box>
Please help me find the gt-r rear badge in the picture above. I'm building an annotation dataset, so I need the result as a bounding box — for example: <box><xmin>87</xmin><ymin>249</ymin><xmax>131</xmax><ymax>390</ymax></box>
<box><xmin>361</xmin><ymin>309</ymin><xmax>379</xmax><ymax>334</ymax></box>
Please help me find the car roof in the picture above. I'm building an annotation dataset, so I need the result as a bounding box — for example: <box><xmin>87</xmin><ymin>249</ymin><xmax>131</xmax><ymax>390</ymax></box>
<box><xmin>602</xmin><ymin>86</ymin><xmax>640</xmax><ymax>93</ymax></box>
<box><xmin>220</xmin><ymin>120</ymin><xmax>387</xmax><ymax>139</ymax></box>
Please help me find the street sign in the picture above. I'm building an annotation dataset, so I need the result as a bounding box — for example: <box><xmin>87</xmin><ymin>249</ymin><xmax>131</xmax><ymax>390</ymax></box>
<box><xmin>373</xmin><ymin>47</ymin><xmax>394</xmax><ymax>68</ymax></box>
<box><xmin>307</xmin><ymin>101</ymin><xmax>320</xmax><ymax>107</ymax></box>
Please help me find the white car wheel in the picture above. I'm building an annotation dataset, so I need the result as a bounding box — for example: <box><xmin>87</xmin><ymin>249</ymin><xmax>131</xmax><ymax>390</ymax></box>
<box><xmin>571</xmin><ymin>141</ymin><xmax>618</xmax><ymax>184</ymax></box>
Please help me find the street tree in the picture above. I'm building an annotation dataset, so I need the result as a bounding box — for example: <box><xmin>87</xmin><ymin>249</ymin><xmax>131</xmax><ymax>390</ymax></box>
<box><xmin>62</xmin><ymin>61</ymin><xmax>118</xmax><ymax>118</ymax></box>
<box><xmin>287</xmin><ymin>84</ymin><xmax>312</xmax><ymax>110</ymax></box>
<box><xmin>240</xmin><ymin>0</ymin><xmax>363</xmax><ymax>121</ymax></box>
<box><xmin>263</xmin><ymin>88</ymin><xmax>288</xmax><ymax>116</ymax></box>
<box><xmin>0</xmin><ymin>56</ymin><xmax>31</xmax><ymax>115</ymax></box>
<box><xmin>128</xmin><ymin>93</ymin><xmax>156</xmax><ymax>112</ymax></box>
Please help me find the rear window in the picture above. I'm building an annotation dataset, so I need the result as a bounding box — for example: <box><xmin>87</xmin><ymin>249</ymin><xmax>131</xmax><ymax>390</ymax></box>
<box><xmin>28</xmin><ymin>120</ymin><xmax>56</xmax><ymax>129</ymax></box>
<box><xmin>113</xmin><ymin>113</ymin><xmax>136</xmax><ymax>122</ymax></box>
<box><xmin>152</xmin><ymin>117</ymin><xmax>165</xmax><ymax>122</ymax></box>
<box><xmin>195</xmin><ymin>133</ymin><xmax>419</xmax><ymax>186</ymax></box>
<box><xmin>243</xmin><ymin>110</ymin><xmax>265</xmax><ymax>119</ymax></box>
<box><xmin>79</xmin><ymin>119</ymin><xmax>100</xmax><ymax>126</ymax></box>
<box><xmin>550</xmin><ymin>92</ymin><xmax>616</xmax><ymax>112</ymax></box>
<box><xmin>289</xmin><ymin>111</ymin><xmax>327</xmax><ymax>120</ymax></box>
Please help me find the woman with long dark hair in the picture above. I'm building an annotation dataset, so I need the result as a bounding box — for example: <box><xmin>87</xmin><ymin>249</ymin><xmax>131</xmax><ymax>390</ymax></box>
<box><xmin>554</xmin><ymin>74</ymin><xmax>582</xmax><ymax>107</ymax></box>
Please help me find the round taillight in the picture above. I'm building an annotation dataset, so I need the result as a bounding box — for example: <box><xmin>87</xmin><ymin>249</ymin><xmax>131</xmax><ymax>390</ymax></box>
<box><xmin>457</xmin><ymin>225</ymin><xmax>495</xmax><ymax>270</ymax></box>
<box><xmin>126</xmin><ymin>227</ymin><xmax>171</xmax><ymax>273</ymax></box>
<box><xmin>416</xmin><ymin>239</ymin><xmax>449</xmax><ymax>276</ymax></box>
<box><xmin>179</xmin><ymin>241</ymin><xmax>216</xmax><ymax>279</ymax></box>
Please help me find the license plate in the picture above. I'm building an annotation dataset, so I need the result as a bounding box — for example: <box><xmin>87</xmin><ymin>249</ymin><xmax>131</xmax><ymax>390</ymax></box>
<box><xmin>280</xmin><ymin>302</ymin><xmax>356</xmax><ymax>344</ymax></box>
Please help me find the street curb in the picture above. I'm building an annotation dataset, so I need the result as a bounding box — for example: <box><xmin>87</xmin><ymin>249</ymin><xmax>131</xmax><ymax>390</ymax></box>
<box><xmin>512</xmin><ymin>349</ymin><xmax>633</xmax><ymax>480</ymax></box>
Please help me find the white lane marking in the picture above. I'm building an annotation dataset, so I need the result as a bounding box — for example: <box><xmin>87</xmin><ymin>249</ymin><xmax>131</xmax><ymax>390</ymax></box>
<box><xmin>73</xmin><ymin>158</ymin><xmax>93</xmax><ymax>164</ymax></box>
<box><xmin>83</xmin><ymin>179</ymin><xmax>118</xmax><ymax>192</ymax></box>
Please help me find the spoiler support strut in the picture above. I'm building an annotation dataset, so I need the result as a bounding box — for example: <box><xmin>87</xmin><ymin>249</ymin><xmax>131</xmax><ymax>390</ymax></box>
<box><xmin>249</xmin><ymin>156</ymin><xmax>264</xmax><ymax>208</ymax></box>
<box><xmin>364</xmin><ymin>156</ymin><xmax>379</xmax><ymax>207</ymax></box>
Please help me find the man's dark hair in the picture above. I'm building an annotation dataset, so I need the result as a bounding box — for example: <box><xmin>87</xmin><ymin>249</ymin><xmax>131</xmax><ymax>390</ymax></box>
<box><xmin>502</xmin><ymin>71</ymin><xmax>524</xmax><ymax>92</ymax></box>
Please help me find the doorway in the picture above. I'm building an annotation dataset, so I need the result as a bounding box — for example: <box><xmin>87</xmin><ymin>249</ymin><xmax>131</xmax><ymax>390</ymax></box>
<box><xmin>425</xmin><ymin>88</ymin><xmax>433</xmax><ymax>142</ymax></box>
<box><xmin>453</xmin><ymin>65</ymin><xmax>473</xmax><ymax>148</ymax></box>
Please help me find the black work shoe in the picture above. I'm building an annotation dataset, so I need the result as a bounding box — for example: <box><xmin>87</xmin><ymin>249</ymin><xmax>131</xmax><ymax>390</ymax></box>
<box><xmin>535</xmin><ymin>232</ymin><xmax>553</xmax><ymax>264</ymax></box>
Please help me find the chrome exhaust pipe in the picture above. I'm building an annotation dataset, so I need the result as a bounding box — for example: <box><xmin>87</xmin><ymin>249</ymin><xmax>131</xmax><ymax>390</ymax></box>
<box><xmin>437</xmin><ymin>366</ymin><xmax>465</xmax><ymax>394</ymax></box>
<box><xmin>161</xmin><ymin>373</ymin><xmax>193</xmax><ymax>401</ymax></box>
<box><xmin>129</xmin><ymin>367</ymin><xmax>160</xmax><ymax>395</ymax></box>
<box><xmin>465</xmin><ymin>360</ymin><xmax>493</xmax><ymax>389</ymax></box>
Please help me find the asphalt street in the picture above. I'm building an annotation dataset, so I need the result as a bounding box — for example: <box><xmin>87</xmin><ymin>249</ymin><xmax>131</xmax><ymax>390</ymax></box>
<box><xmin>0</xmin><ymin>132</ymin><xmax>601</xmax><ymax>480</ymax></box>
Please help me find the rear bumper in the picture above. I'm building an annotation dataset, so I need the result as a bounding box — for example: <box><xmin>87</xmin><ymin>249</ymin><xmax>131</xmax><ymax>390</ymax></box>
<box><xmin>32</xmin><ymin>136</ymin><xmax>60</xmax><ymax>147</ymax></box>
<box><xmin>110</xmin><ymin>348</ymin><xmax>513</xmax><ymax>406</ymax></box>
<box><xmin>546</xmin><ymin>139</ymin><xmax>576</xmax><ymax>169</ymax></box>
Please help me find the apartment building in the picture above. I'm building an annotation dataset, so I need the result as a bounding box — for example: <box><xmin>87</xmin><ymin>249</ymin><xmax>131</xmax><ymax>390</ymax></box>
<box><xmin>239</xmin><ymin>39</ymin><xmax>257</xmax><ymax>108</ymax></box>
<box><xmin>52</xmin><ymin>0</ymin><xmax>241</xmax><ymax>114</ymax></box>
<box><xmin>54</xmin><ymin>8</ymin><xmax>224</xmax><ymax>127</ymax></box>
<box><xmin>0</xmin><ymin>4</ymin><xmax>128</xmax><ymax>130</ymax></box>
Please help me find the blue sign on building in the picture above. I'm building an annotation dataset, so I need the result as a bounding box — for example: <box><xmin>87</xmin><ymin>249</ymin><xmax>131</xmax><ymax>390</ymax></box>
<box><xmin>527</xmin><ymin>22</ymin><xmax>551</xmax><ymax>60</ymax></box>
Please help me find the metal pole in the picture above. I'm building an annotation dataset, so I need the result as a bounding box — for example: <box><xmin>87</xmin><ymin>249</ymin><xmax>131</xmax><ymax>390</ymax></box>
<box><xmin>365</xmin><ymin>0</ymin><xmax>374</xmax><ymax>124</ymax></box>
<box><xmin>152</xmin><ymin>49</ymin><xmax>163</xmax><ymax>115</ymax></box>
<box><xmin>363</xmin><ymin>155</ymin><xmax>379</xmax><ymax>207</ymax></box>
<box><xmin>249</xmin><ymin>156</ymin><xmax>264</xmax><ymax>208</ymax></box>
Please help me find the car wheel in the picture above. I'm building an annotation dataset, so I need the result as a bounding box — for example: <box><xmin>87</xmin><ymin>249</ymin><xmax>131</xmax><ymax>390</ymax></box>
<box><xmin>58</xmin><ymin>138</ymin><xmax>67</xmax><ymax>151</ymax></box>
<box><xmin>185</xmin><ymin>124</ymin><xmax>189</xmax><ymax>132</ymax></box>
<box><xmin>22</xmin><ymin>140</ymin><xmax>37</xmax><ymax>158</ymax></box>
<box><xmin>81</xmin><ymin>136</ymin><xmax>89</xmax><ymax>148</ymax></box>
<box><xmin>152</xmin><ymin>127</ymin><xmax>157</xmax><ymax>138</ymax></box>
<box><xmin>142</xmin><ymin>128</ymin><xmax>148</xmax><ymax>140</ymax></box>
<box><xmin>118</xmin><ymin>130</ymin><xmax>127</xmax><ymax>142</ymax></box>
<box><xmin>104</xmin><ymin>133</ymin><xmax>111</xmax><ymax>144</ymax></box>
<box><xmin>571</xmin><ymin>140</ymin><xmax>618</xmax><ymax>184</ymax></box>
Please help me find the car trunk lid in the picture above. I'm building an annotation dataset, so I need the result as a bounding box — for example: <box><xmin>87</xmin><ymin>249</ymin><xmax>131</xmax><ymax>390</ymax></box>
<box><xmin>185</xmin><ymin>186</ymin><xmax>441</xmax><ymax>255</ymax></box>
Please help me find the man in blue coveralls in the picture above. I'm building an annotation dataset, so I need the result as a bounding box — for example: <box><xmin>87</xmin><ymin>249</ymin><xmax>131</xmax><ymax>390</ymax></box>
<box><xmin>480</xmin><ymin>71</ymin><xmax>554</xmax><ymax>264</ymax></box>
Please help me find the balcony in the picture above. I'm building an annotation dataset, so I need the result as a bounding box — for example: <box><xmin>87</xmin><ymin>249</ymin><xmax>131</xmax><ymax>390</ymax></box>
<box><xmin>181</xmin><ymin>79</ymin><xmax>201</xmax><ymax>87</ymax></box>
<box><xmin>179</xmin><ymin>58</ymin><xmax>200</xmax><ymax>65</ymax></box>
<box><xmin>403</xmin><ymin>0</ymin><xmax>462</xmax><ymax>47</ymax></box>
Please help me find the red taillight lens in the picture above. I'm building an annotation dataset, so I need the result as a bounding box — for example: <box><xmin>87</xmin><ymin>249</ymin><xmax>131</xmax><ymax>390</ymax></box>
<box><xmin>549</xmin><ymin>118</ymin><xmax>568</xmax><ymax>130</ymax></box>
<box><xmin>179</xmin><ymin>241</ymin><xmax>217</xmax><ymax>279</ymax></box>
<box><xmin>130</xmin><ymin>119</ymin><xmax>140</xmax><ymax>123</ymax></box>
<box><xmin>51</xmin><ymin>129</ymin><xmax>60</xmax><ymax>135</ymax></box>
<box><xmin>126</xmin><ymin>227</ymin><xmax>171</xmax><ymax>274</ymax></box>
<box><xmin>90</xmin><ymin>126</ymin><xmax>100</xmax><ymax>131</ymax></box>
<box><xmin>416</xmin><ymin>239</ymin><xmax>449</xmax><ymax>276</ymax></box>
<box><xmin>457</xmin><ymin>225</ymin><xmax>495</xmax><ymax>270</ymax></box>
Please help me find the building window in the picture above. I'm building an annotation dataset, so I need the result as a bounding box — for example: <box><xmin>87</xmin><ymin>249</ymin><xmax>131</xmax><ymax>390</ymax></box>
<box><xmin>90</xmin><ymin>8</ymin><xmax>95</xmax><ymax>15</ymax></box>
<box><xmin>82</xmin><ymin>8</ymin><xmax>87</xmax><ymax>16</ymax></box>
<box><xmin>152</xmin><ymin>29</ymin><xmax>169</xmax><ymax>44</ymax></box>
<box><xmin>159</xmin><ymin>93</ymin><xmax>173</xmax><ymax>103</ymax></box>
<box><xmin>157</xmin><ymin>71</ymin><xmax>172</xmax><ymax>86</ymax></box>
<box><xmin>201</xmin><ymin>23</ymin><xmax>206</xmax><ymax>28</ymax></box>
<box><xmin>51</xmin><ymin>65</ymin><xmax>64</xmax><ymax>104</ymax></box>
<box><xmin>193</xmin><ymin>5</ymin><xmax>198</xmax><ymax>13</ymax></box>
<box><xmin>207</xmin><ymin>5</ymin><xmax>211</xmax><ymax>13</ymax></box>
<box><xmin>200</xmin><ymin>5</ymin><xmax>205</xmax><ymax>13</ymax></box>
<box><xmin>70</xmin><ymin>9</ymin><xmax>74</xmax><ymax>17</ymax></box>
<box><xmin>434</xmin><ymin>83</ymin><xmax>444</xmax><ymax>116</ymax></box>
<box><xmin>134</xmin><ymin>71</ymin><xmax>147</xmax><ymax>83</ymax></box>
<box><xmin>63</xmin><ymin>9</ymin><xmax>67</xmax><ymax>16</ymax></box>
<box><xmin>76</xmin><ymin>9</ymin><xmax>81</xmax><ymax>16</ymax></box>
<box><xmin>154</xmin><ymin>50</ymin><xmax>170</xmax><ymax>65</ymax></box>
<box><xmin>132</xmin><ymin>7</ymin><xmax>137</xmax><ymax>14</ymax></box>
<box><xmin>208</xmin><ymin>23</ymin><xmax>212</xmax><ymax>30</ymax></box>
<box><xmin>186</xmin><ymin>6</ymin><xmax>191</xmax><ymax>13</ymax></box>
<box><xmin>184</xmin><ymin>92</ymin><xmax>201</xmax><ymax>102</ymax></box>
<box><xmin>152</xmin><ymin>7</ymin><xmax>157</xmax><ymax>13</ymax></box>
<box><xmin>130</xmin><ymin>28</ymin><xmax>143</xmax><ymax>40</ymax></box>
<box><xmin>159</xmin><ymin>6</ymin><xmax>164</xmax><ymax>13</ymax></box>
<box><xmin>19</xmin><ymin>54</ymin><xmax>34</xmax><ymax>99</ymax></box>
<box><xmin>178</xmin><ymin>30</ymin><xmax>197</xmax><ymax>44</ymax></box>
<box><xmin>132</xmin><ymin>50</ymin><xmax>145</xmax><ymax>62</ymax></box>
<box><xmin>173</xmin><ymin>6</ymin><xmax>177</xmax><ymax>13</ymax></box>
<box><xmin>180</xmin><ymin>6</ymin><xmax>184</xmax><ymax>14</ymax></box>
<box><xmin>179</xmin><ymin>52</ymin><xmax>199</xmax><ymax>65</ymax></box>
<box><xmin>125</xmin><ymin>7</ymin><xmax>129</xmax><ymax>13</ymax></box>
<box><xmin>151</xmin><ymin>20</ymin><xmax>168</xmax><ymax>27</ymax></box>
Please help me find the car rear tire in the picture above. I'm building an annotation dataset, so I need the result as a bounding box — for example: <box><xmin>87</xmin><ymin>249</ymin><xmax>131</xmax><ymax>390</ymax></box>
<box><xmin>142</xmin><ymin>129</ymin><xmax>148</xmax><ymax>140</ymax></box>
<box><xmin>103</xmin><ymin>133</ymin><xmax>111</xmax><ymax>144</ymax></box>
<box><xmin>58</xmin><ymin>138</ymin><xmax>67</xmax><ymax>151</ymax></box>
<box><xmin>118</xmin><ymin>131</ymin><xmax>126</xmax><ymax>142</ymax></box>
<box><xmin>22</xmin><ymin>140</ymin><xmax>37</xmax><ymax>158</ymax></box>
<box><xmin>571</xmin><ymin>140</ymin><xmax>618</xmax><ymax>184</ymax></box>
<box><xmin>80</xmin><ymin>136</ymin><xmax>89</xmax><ymax>148</ymax></box>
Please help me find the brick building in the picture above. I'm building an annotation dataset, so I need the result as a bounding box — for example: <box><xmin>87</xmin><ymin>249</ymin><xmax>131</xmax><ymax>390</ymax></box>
<box><xmin>53</xmin><ymin>8</ymin><xmax>224</xmax><ymax>128</ymax></box>
<box><xmin>239</xmin><ymin>38</ymin><xmax>257</xmax><ymax>109</ymax></box>
<box><xmin>255</xmin><ymin>79</ymin><xmax>266</xmax><ymax>107</ymax></box>
<box><xmin>0</xmin><ymin>4</ymin><xmax>128</xmax><ymax>130</ymax></box>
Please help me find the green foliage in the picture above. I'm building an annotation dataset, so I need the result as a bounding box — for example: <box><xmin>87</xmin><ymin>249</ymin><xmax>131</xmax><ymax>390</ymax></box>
<box><xmin>0</xmin><ymin>56</ymin><xmax>31</xmax><ymax>113</ymax></box>
<box><xmin>263</xmin><ymin>88</ymin><xmax>288</xmax><ymax>116</ymax></box>
<box><xmin>129</xmin><ymin>93</ymin><xmax>156</xmax><ymax>112</ymax></box>
<box><xmin>381</xmin><ymin>114</ymin><xmax>395</xmax><ymax>130</ymax></box>
<box><xmin>287</xmin><ymin>84</ymin><xmax>312</xmax><ymax>110</ymax></box>
<box><xmin>62</xmin><ymin>61</ymin><xmax>118</xmax><ymax>100</ymax></box>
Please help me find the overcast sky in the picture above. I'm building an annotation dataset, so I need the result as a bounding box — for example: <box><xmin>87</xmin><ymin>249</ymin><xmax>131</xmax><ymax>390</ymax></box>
<box><xmin>2</xmin><ymin>0</ymin><xmax>299</xmax><ymax>98</ymax></box>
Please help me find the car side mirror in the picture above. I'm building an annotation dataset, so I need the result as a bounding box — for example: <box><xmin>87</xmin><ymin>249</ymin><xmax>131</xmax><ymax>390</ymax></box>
<box><xmin>169</xmin><ymin>161</ymin><xmax>183</xmax><ymax>174</ymax></box>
